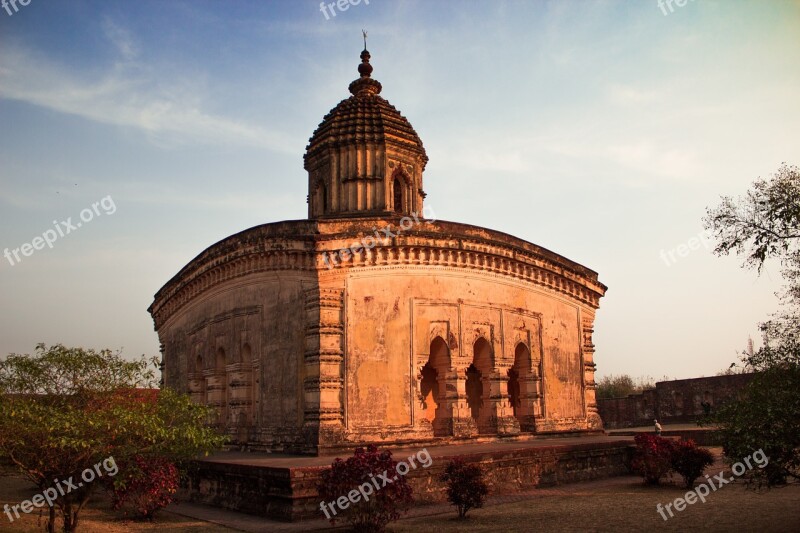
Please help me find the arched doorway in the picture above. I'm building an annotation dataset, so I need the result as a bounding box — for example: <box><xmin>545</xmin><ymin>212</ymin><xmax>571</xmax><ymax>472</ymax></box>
<box><xmin>189</xmin><ymin>352</ymin><xmax>206</xmax><ymax>405</ymax></box>
<box><xmin>227</xmin><ymin>343</ymin><xmax>254</xmax><ymax>441</ymax></box>
<box><xmin>508</xmin><ymin>342</ymin><xmax>531</xmax><ymax>425</ymax></box>
<box><xmin>210</xmin><ymin>347</ymin><xmax>227</xmax><ymax>426</ymax></box>
<box><xmin>320</xmin><ymin>181</ymin><xmax>328</xmax><ymax>214</ymax></box>
<box><xmin>469</xmin><ymin>338</ymin><xmax>493</xmax><ymax>431</ymax></box>
<box><xmin>466</xmin><ymin>364</ymin><xmax>482</xmax><ymax>420</ymax></box>
<box><xmin>508</xmin><ymin>367</ymin><xmax>520</xmax><ymax>417</ymax></box>
<box><xmin>421</xmin><ymin>336</ymin><xmax>450</xmax><ymax>435</ymax></box>
<box><xmin>393</xmin><ymin>177</ymin><xmax>403</xmax><ymax>213</ymax></box>
<box><xmin>216</xmin><ymin>347</ymin><xmax>226</xmax><ymax>371</ymax></box>
<box><xmin>420</xmin><ymin>362</ymin><xmax>438</xmax><ymax>422</ymax></box>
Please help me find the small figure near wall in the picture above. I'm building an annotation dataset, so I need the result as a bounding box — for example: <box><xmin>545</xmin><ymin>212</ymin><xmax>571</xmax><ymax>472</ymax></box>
<box><xmin>654</xmin><ymin>419</ymin><xmax>662</xmax><ymax>436</ymax></box>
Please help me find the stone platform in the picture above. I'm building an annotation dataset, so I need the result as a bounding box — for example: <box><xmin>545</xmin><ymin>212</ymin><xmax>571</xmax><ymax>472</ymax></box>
<box><xmin>182</xmin><ymin>434</ymin><xmax>635</xmax><ymax>522</ymax></box>
<box><xmin>606</xmin><ymin>423</ymin><xmax>722</xmax><ymax>446</ymax></box>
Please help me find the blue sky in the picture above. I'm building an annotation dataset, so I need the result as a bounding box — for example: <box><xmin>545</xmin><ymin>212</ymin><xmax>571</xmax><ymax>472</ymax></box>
<box><xmin>1</xmin><ymin>0</ymin><xmax>798</xmax><ymax>380</ymax></box>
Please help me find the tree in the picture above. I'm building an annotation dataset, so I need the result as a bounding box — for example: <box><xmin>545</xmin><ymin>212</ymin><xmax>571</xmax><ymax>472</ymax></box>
<box><xmin>704</xmin><ymin>163</ymin><xmax>800</xmax><ymax>275</ymax></box>
<box><xmin>704</xmin><ymin>163</ymin><xmax>800</xmax><ymax>487</ymax></box>
<box><xmin>595</xmin><ymin>374</ymin><xmax>656</xmax><ymax>399</ymax></box>
<box><xmin>713</xmin><ymin>365</ymin><xmax>799</xmax><ymax>486</ymax></box>
<box><xmin>0</xmin><ymin>344</ymin><xmax>226</xmax><ymax>532</ymax></box>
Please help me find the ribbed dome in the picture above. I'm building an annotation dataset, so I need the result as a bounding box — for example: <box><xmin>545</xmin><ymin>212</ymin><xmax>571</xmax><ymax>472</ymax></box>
<box><xmin>305</xmin><ymin>94</ymin><xmax>427</xmax><ymax>163</ymax></box>
<box><xmin>304</xmin><ymin>48</ymin><xmax>427</xmax><ymax>167</ymax></box>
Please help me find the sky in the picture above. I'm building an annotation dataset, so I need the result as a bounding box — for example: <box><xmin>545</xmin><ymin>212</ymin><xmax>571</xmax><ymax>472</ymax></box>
<box><xmin>1</xmin><ymin>0</ymin><xmax>799</xmax><ymax>381</ymax></box>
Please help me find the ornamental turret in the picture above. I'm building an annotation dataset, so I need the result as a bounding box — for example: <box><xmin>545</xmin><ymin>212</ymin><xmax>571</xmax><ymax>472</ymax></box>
<box><xmin>304</xmin><ymin>45</ymin><xmax>428</xmax><ymax>219</ymax></box>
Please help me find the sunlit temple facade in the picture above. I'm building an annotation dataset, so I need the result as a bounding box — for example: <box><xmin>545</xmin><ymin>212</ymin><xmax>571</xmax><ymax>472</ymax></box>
<box><xmin>149</xmin><ymin>47</ymin><xmax>608</xmax><ymax>454</ymax></box>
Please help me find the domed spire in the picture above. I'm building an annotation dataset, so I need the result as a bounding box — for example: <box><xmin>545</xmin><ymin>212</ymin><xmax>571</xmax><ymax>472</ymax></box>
<box><xmin>305</xmin><ymin>37</ymin><xmax>428</xmax><ymax>219</ymax></box>
<box><xmin>349</xmin><ymin>30</ymin><xmax>382</xmax><ymax>96</ymax></box>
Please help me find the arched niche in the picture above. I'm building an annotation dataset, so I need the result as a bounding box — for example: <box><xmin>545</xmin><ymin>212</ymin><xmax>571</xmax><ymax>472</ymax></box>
<box><xmin>420</xmin><ymin>336</ymin><xmax>451</xmax><ymax>435</ymax></box>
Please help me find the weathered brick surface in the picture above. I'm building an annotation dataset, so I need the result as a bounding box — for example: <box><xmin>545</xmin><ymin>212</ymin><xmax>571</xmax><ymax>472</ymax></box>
<box><xmin>181</xmin><ymin>439</ymin><xmax>633</xmax><ymax>522</ymax></box>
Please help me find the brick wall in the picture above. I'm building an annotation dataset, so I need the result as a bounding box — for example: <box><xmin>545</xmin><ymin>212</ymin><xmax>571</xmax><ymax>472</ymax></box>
<box><xmin>182</xmin><ymin>439</ymin><xmax>633</xmax><ymax>521</ymax></box>
<box><xmin>597</xmin><ymin>373</ymin><xmax>754</xmax><ymax>428</ymax></box>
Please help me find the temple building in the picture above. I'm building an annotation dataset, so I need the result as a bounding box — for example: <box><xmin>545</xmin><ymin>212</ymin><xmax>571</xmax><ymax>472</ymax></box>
<box><xmin>148</xmin><ymin>46</ymin><xmax>608</xmax><ymax>455</ymax></box>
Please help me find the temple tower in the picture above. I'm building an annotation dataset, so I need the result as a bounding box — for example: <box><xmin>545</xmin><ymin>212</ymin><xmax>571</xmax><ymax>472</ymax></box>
<box><xmin>304</xmin><ymin>47</ymin><xmax>429</xmax><ymax>219</ymax></box>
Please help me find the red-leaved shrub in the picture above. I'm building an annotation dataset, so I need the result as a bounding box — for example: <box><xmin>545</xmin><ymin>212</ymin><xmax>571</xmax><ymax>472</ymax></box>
<box><xmin>110</xmin><ymin>455</ymin><xmax>179</xmax><ymax>520</ymax></box>
<box><xmin>631</xmin><ymin>434</ymin><xmax>675</xmax><ymax>485</ymax></box>
<box><xmin>317</xmin><ymin>445</ymin><xmax>413</xmax><ymax>533</ymax></box>
<box><xmin>439</xmin><ymin>458</ymin><xmax>489</xmax><ymax>519</ymax></box>
<box><xmin>671</xmin><ymin>439</ymin><xmax>715</xmax><ymax>488</ymax></box>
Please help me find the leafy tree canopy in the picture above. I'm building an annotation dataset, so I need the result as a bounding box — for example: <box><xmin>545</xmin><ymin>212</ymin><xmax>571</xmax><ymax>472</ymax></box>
<box><xmin>704</xmin><ymin>163</ymin><xmax>800</xmax><ymax>487</ymax></box>
<box><xmin>705</xmin><ymin>163</ymin><xmax>800</xmax><ymax>274</ymax></box>
<box><xmin>595</xmin><ymin>374</ymin><xmax>656</xmax><ymax>400</ymax></box>
<box><xmin>0</xmin><ymin>344</ymin><xmax>226</xmax><ymax>532</ymax></box>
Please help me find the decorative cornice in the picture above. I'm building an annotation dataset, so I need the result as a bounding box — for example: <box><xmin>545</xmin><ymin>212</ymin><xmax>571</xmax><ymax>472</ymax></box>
<box><xmin>149</xmin><ymin>219</ymin><xmax>607</xmax><ymax>330</ymax></box>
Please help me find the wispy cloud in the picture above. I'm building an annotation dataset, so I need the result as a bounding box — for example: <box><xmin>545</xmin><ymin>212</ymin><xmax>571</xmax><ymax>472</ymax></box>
<box><xmin>102</xmin><ymin>17</ymin><xmax>139</xmax><ymax>61</ymax></box>
<box><xmin>0</xmin><ymin>23</ymin><xmax>296</xmax><ymax>153</ymax></box>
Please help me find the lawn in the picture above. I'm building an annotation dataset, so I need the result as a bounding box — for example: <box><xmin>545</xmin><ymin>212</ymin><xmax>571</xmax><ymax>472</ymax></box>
<box><xmin>0</xmin><ymin>471</ymin><xmax>231</xmax><ymax>533</ymax></box>
<box><xmin>389</xmin><ymin>477</ymin><xmax>800</xmax><ymax>532</ymax></box>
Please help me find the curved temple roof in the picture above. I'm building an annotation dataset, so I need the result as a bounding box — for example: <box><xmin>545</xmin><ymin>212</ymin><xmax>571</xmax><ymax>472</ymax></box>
<box><xmin>304</xmin><ymin>48</ymin><xmax>427</xmax><ymax>170</ymax></box>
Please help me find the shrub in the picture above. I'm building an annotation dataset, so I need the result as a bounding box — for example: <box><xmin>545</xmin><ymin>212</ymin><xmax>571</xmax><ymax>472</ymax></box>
<box><xmin>317</xmin><ymin>445</ymin><xmax>413</xmax><ymax>533</ymax></box>
<box><xmin>439</xmin><ymin>458</ymin><xmax>489</xmax><ymax>519</ymax></box>
<box><xmin>109</xmin><ymin>455</ymin><xmax>180</xmax><ymax>520</ymax></box>
<box><xmin>715</xmin><ymin>364</ymin><xmax>800</xmax><ymax>488</ymax></box>
<box><xmin>671</xmin><ymin>439</ymin><xmax>715</xmax><ymax>488</ymax></box>
<box><xmin>631</xmin><ymin>434</ymin><xmax>674</xmax><ymax>485</ymax></box>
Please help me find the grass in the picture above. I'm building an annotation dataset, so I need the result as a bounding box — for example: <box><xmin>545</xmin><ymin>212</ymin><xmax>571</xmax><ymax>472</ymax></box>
<box><xmin>0</xmin><ymin>471</ymin><xmax>231</xmax><ymax>532</ymax></box>
<box><xmin>388</xmin><ymin>478</ymin><xmax>800</xmax><ymax>532</ymax></box>
<box><xmin>388</xmin><ymin>447</ymin><xmax>799</xmax><ymax>532</ymax></box>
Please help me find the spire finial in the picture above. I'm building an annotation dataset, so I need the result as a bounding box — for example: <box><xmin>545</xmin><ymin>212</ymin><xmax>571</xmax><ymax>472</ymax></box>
<box><xmin>357</xmin><ymin>33</ymin><xmax>373</xmax><ymax>79</ymax></box>
<box><xmin>349</xmin><ymin>33</ymin><xmax>381</xmax><ymax>96</ymax></box>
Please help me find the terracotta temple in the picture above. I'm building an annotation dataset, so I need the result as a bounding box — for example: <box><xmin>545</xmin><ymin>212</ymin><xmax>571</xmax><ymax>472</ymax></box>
<box><xmin>148</xmin><ymin>46</ymin><xmax>608</xmax><ymax>455</ymax></box>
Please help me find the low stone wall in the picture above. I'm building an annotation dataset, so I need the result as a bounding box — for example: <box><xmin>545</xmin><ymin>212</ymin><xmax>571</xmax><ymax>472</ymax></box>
<box><xmin>181</xmin><ymin>438</ymin><xmax>634</xmax><ymax>522</ymax></box>
<box><xmin>597</xmin><ymin>390</ymin><xmax>657</xmax><ymax>429</ymax></box>
<box><xmin>606</xmin><ymin>428</ymin><xmax>722</xmax><ymax>446</ymax></box>
<box><xmin>598</xmin><ymin>374</ymin><xmax>755</xmax><ymax>429</ymax></box>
